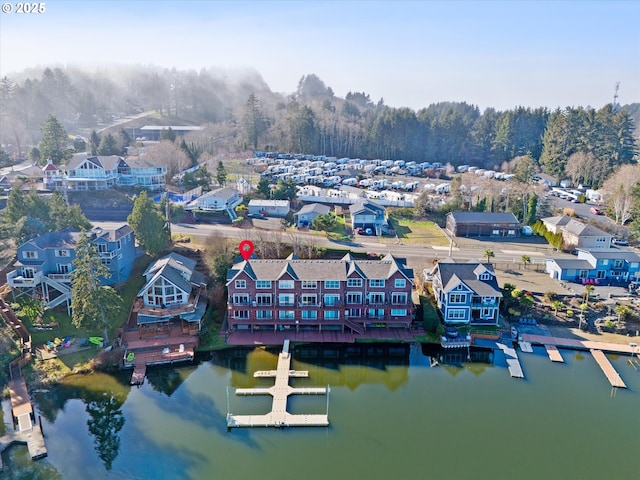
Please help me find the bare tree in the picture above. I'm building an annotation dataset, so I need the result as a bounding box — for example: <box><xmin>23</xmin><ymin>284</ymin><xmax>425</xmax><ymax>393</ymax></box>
<box><xmin>601</xmin><ymin>164</ymin><xmax>640</xmax><ymax>225</ymax></box>
<box><xmin>143</xmin><ymin>140</ymin><xmax>189</xmax><ymax>181</ymax></box>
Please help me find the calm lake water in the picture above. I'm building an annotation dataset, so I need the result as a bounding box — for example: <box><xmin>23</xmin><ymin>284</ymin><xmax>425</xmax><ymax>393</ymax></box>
<box><xmin>2</xmin><ymin>343</ymin><xmax>639</xmax><ymax>480</ymax></box>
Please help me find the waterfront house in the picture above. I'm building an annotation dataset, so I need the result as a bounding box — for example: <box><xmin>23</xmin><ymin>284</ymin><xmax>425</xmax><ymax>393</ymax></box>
<box><xmin>225</xmin><ymin>253</ymin><xmax>414</xmax><ymax>338</ymax></box>
<box><xmin>133</xmin><ymin>252</ymin><xmax>208</xmax><ymax>336</ymax></box>
<box><xmin>446</xmin><ymin>212</ymin><xmax>520</xmax><ymax>237</ymax></box>
<box><xmin>185</xmin><ymin>187</ymin><xmax>242</xmax><ymax>219</ymax></box>
<box><xmin>7</xmin><ymin>225</ymin><xmax>135</xmax><ymax>312</ymax></box>
<box><xmin>545</xmin><ymin>248</ymin><xmax>640</xmax><ymax>284</ymax></box>
<box><xmin>431</xmin><ymin>259</ymin><xmax>502</xmax><ymax>326</ymax></box>
<box><xmin>294</xmin><ymin>203</ymin><xmax>331</xmax><ymax>228</ymax></box>
<box><xmin>117</xmin><ymin>157</ymin><xmax>167</xmax><ymax>191</ymax></box>
<box><xmin>349</xmin><ymin>200</ymin><xmax>387</xmax><ymax>235</ymax></box>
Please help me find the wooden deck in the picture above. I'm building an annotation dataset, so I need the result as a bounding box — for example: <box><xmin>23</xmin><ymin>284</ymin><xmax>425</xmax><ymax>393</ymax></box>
<box><xmin>227</xmin><ymin>340</ymin><xmax>329</xmax><ymax>428</ymax></box>
<box><xmin>545</xmin><ymin>344</ymin><xmax>564</xmax><ymax>363</ymax></box>
<box><xmin>496</xmin><ymin>343</ymin><xmax>524</xmax><ymax>379</ymax></box>
<box><xmin>590</xmin><ymin>349</ymin><xmax>627</xmax><ymax>388</ymax></box>
<box><xmin>518</xmin><ymin>341</ymin><xmax>533</xmax><ymax>353</ymax></box>
<box><xmin>0</xmin><ymin>425</ymin><xmax>48</xmax><ymax>470</ymax></box>
<box><xmin>131</xmin><ymin>365</ymin><xmax>146</xmax><ymax>385</ymax></box>
<box><xmin>521</xmin><ymin>334</ymin><xmax>640</xmax><ymax>355</ymax></box>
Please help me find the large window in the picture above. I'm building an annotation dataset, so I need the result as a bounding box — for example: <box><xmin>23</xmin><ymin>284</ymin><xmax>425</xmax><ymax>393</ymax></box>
<box><xmin>302</xmin><ymin>310</ymin><xmax>317</xmax><ymax>320</ymax></box>
<box><xmin>255</xmin><ymin>294</ymin><xmax>272</xmax><ymax>306</ymax></box>
<box><xmin>279</xmin><ymin>280</ymin><xmax>294</xmax><ymax>289</ymax></box>
<box><xmin>278</xmin><ymin>294</ymin><xmax>295</xmax><ymax>306</ymax></box>
<box><xmin>234</xmin><ymin>310</ymin><xmax>249</xmax><ymax>319</ymax></box>
<box><xmin>369</xmin><ymin>279</ymin><xmax>385</xmax><ymax>288</ymax></box>
<box><xmin>302</xmin><ymin>280</ymin><xmax>317</xmax><ymax>289</ymax></box>
<box><xmin>368</xmin><ymin>308</ymin><xmax>384</xmax><ymax>318</ymax></box>
<box><xmin>257</xmin><ymin>310</ymin><xmax>272</xmax><ymax>319</ymax></box>
<box><xmin>449</xmin><ymin>293</ymin><xmax>466</xmax><ymax>303</ymax></box>
<box><xmin>324</xmin><ymin>311</ymin><xmax>339</xmax><ymax>320</ymax></box>
<box><xmin>347</xmin><ymin>308</ymin><xmax>361</xmax><ymax>318</ymax></box>
<box><xmin>301</xmin><ymin>294</ymin><xmax>317</xmax><ymax>306</ymax></box>
<box><xmin>394</xmin><ymin>279</ymin><xmax>406</xmax><ymax>288</ymax></box>
<box><xmin>324</xmin><ymin>294</ymin><xmax>340</xmax><ymax>306</ymax></box>
<box><xmin>233</xmin><ymin>294</ymin><xmax>250</xmax><ymax>305</ymax></box>
<box><xmin>447</xmin><ymin>309</ymin><xmax>466</xmax><ymax>320</ymax></box>
<box><xmin>279</xmin><ymin>310</ymin><xmax>295</xmax><ymax>320</ymax></box>
<box><xmin>256</xmin><ymin>280</ymin><xmax>272</xmax><ymax>289</ymax></box>
<box><xmin>235</xmin><ymin>280</ymin><xmax>246</xmax><ymax>289</ymax></box>
<box><xmin>347</xmin><ymin>278</ymin><xmax>363</xmax><ymax>288</ymax></box>
<box><xmin>391</xmin><ymin>309</ymin><xmax>407</xmax><ymax>317</ymax></box>
<box><xmin>55</xmin><ymin>249</ymin><xmax>69</xmax><ymax>257</ymax></box>
<box><xmin>391</xmin><ymin>293</ymin><xmax>407</xmax><ymax>304</ymax></box>
<box><xmin>23</xmin><ymin>251</ymin><xmax>38</xmax><ymax>259</ymax></box>
<box><xmin>324</xmin><ymin>280</ymin><xmax>340</xmax><ymax>289</ymax></box>
<box><xmin>347</xmin><ymin>292</ymin><xmax>362</xmax><ymax>304</ymax></box>
<box><xmin>369</xmin><ymin>293</ymin><xmax>385</xmax><ymax>304</ymax></box>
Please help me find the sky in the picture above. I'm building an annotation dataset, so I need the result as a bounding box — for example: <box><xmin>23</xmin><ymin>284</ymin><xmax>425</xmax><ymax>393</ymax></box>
<box><xmin>1</xmin><ymin>0</ymin><xmax>639</xmax><ymax>111</ymax></box>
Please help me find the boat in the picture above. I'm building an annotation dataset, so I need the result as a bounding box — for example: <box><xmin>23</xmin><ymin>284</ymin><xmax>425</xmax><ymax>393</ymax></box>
<box><xmin>126</xmin><ymin>352</ymin><xmax>135</xmax><ymax>362</ymax></box>
<box><xmin>88</xmin><ymin>336</ymin><xmax>104</xmax><ymax>345</ymax></box>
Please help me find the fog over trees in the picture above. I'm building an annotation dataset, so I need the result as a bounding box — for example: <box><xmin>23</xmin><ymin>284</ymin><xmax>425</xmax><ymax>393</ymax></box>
<box><xmin>0</xmin><ymin>64</ymin><xmax>637</xmax><ymax>188</ymax></box>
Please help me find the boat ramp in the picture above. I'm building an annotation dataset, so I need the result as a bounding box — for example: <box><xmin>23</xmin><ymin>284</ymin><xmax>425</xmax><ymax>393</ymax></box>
<box><xmin>227</xmin><ymin>340</ymin><xmax>329</xmax><ymax>428</ymax></box>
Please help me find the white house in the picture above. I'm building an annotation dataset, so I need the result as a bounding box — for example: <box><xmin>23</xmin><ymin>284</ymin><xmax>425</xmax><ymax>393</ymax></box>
<box><xmin>185</xmin><ymin>187</ymin><xmax>242</xmax><ymax>219</ymax></box>
<box><xmin>248</xmin><ymin>199</ymin><xmax>290</xmax><ymax>218</ymax></box>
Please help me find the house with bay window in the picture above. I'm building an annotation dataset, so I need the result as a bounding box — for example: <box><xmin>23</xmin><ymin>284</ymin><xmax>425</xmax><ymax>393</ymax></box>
<box><xmin>431</xmin><ymin>259</ymin><xmax>502</xmax><ymax>326</ymax></box>
<box><xmin>225</xmin><ymin>253</ymin><xmax>414</xmax><ymax>342</ymax></box>
<box><xmin>7</xmin><ymin>225</ymin><xmax>135</xmax><ymax>313</ymax></box>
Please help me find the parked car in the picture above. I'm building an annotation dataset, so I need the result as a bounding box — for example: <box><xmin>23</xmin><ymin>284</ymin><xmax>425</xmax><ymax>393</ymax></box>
<box><xmin>612</xmin><ymin>238</ymin><xmax>629</xmax><ymax>246</ymax></box>
<box><xmin>589</xmin><ymin>207</ymin><xmax>602</xmax><ymax>215</ymax></box>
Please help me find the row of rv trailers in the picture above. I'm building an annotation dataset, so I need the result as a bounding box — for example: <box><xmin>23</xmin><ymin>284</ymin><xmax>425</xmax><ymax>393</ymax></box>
<box><xmin>254</xmin><ymin>155</ymin><xmax>445</xmax><ymax>188</ymax></box>
<box><xmin>457</xmin><ymin>165</ymin><xmax>515</xmax><ymax>180</ymax></box>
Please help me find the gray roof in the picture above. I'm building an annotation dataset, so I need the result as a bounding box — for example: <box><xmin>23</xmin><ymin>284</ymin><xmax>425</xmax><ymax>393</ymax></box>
<box><xmin>547</xmin><ymin>259</ymin><xmax>594</xmax><ymax>270</ymax></box>
<box><xmin>92</xmin><ymin>225</ymin><xmax>133</xmax><ymax>242</ymax></box>
<box><xmin>138</xmin><ymin>252</ymin><xmax>206</xmax><ymax>297</ymax></box>
<box><xmin>201</xmin><ymin>187</ymin><xmax>239</xmax><ymax>201</ymax></box>
<box><xmin>67</xmin><ymin>154</ymin><xmax>122</xmax><ymax>171</ymax></box>
<box><xmin>448</xmin><ymin>212</ymin><xmax>519</xmax><ymax>225</ymax></box>
<box><xmin>349</xmin><ymin>200</ymin><xmax>385</xmax><ymax>216</ymax></box>
<box><xmin>435</xmin><ymin>261</ymin><xmax>502</xmax><ymax>297</ymax></box>
<box><xmin>27</xmin><ymin>225</ymin><xmax>131</xmax><ymax>249</ymax></box>
<box><xmin>226</xmin><ymin>255</ymin><xmax>413</xmax><ymax>284</ymax></box>
<box><xmin>248</xmin><ymin>199</ymin><xmax>290</xmax><ymax>208</ymax></box>
<box><xmin>579</xmin><ymin>248</ymin><xmax>640</xmax><ymax>262</ymax></box>
<box><xmin>562</xmin><ymin>219</ymin><xmax>611</xmax><ymax>238</ymax></box>
<box><xmin>295</xmin><ymin>203</ymin><xmax>331</xmax><ymax>216</ymax></box>
<box><xmin>542</xmin><ymin>215</ymin><xmax>572</xmax><ymax>227</ymax></box>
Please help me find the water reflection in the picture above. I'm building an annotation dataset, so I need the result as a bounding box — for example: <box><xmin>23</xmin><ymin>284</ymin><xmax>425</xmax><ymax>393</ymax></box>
<box><xmin>145</xmin><ymin>365</ymin><xmax>198</xmax><ymax>397</ymax></box>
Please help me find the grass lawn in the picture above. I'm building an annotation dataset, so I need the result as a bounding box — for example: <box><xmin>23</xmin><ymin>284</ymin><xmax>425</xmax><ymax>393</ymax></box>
<box><xmin>389</xmin><ymin>217</ymin><xmax>449</xmax><ymax>247</ymax></box>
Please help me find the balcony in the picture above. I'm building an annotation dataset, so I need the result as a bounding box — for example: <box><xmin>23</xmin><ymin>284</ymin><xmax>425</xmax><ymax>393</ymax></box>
<box><xmin>299</xmin><ymin>302</ymin><xmax>321</xmax><ymax>308</ymax></box>
<box><xmin>278</xmin><ymin>301</ymin><xmax>296</xmax><ymax>307</ymax></box>
<box><xmin>7</xmin><ymin>270</ymin><xmax>42</xmax><ymax>288</ymax></box>
<box><xmin>471</xmin><ymin>300</ymin><xmax>500</xmax><ymax>308</ymax></box>
<box><xmin>134</xmin><ymin>295</ymin><xmax>198</xmax><ymax>318</ymax></box>
<box><xmin>99</xmin><ymin>250</ymin><xmax>117</xmax><ymax>259</ymax></box>
<box><xmin>48</xmin><ymin>273</ymin><xmax>71</xmax><ymax>282</ymax></box>
<box><xmin>367</xmin><ymin>300</ymin><xmax>388</xmax><ymax>306</ymax></box>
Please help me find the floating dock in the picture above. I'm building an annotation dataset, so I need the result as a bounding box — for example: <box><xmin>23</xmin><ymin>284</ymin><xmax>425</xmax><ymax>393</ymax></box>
<box><xmin>227</xmin><ymin>340</ymin><xmax>329</xmax><ymax>428</ymax></box>
<box><xmin>545</xmin><ymin>344</ymin><xmax>564</xmax><ymax>363</ymax></box>
<box><xmin>131</xmin><ymin>365</ymin><xmax>146</xmax><ymax>385</ymax></box>
<box><xmin>496</xmin><ymin>343</ymin><xmax>524</xmax><ymax>379</ymax></box>
<box><xmin>590</xmin><ymin>349</ymin><xmax>626</xmax><ymax>388</ymax></box>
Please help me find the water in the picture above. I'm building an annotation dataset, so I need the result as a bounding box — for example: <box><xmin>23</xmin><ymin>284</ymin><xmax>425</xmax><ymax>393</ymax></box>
<box><xmin>2</xmin><ymin>344</ymin><xmax>639</xmax><ymax>479</ymax></box>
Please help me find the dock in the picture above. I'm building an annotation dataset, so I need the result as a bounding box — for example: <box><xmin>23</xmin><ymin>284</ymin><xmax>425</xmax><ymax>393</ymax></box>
<box><xmin>590</xmin><ymin>349</ymin><xmax>626</xmax><ymax>388</ymax></box>
<box><xmin>227</xmin><ymin>340</ymin><xmax>329</xmax><ymax>428</ymax></box>
<box><xmin>545</xmin><ymin>344</ymin><xmax>564</xmax><ymax>363</ymax></box>
<box><xmin>518</xmin><ymin>341</ymin><xmax>533</xmax><ymax>353</ymax></box>
<box><xmin>131</xmin><ymin>365</ymin><xmax>146</xmax><ymax>385</ymax></box>
<box><xmin>496</xmin><ymin>343</ymin><xmax>524</xmax><ymax>379</ymax></box>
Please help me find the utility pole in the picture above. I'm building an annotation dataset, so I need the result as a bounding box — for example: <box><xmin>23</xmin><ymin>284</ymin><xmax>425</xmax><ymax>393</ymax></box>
<box><xmin>613</xmin><ymin>82</ymin><xmax>620</xmax><ymax>111</ymax></box>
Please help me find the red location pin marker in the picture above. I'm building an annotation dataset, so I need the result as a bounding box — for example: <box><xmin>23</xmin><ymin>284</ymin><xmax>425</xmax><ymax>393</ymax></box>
<box><xmin>239</xmin><ymin>240</ymin><xmax>255</xmax><ymax>261</ymax></box>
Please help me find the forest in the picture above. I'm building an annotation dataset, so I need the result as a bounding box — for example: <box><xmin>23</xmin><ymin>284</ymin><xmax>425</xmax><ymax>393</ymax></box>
<box><xmin>0</xmin><ymin>65</ymin><xmax>638</xmax><ymax>190</ymax></box>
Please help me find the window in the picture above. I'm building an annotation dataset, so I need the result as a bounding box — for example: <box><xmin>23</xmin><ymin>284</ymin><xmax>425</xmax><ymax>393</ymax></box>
<box><xmin>257</xmin><ymin>310</ymin><xmax>272</xmax><ymax>319</ymax></box>
<box><xmin>324</xmin><ymin>280</ymin><xmax>340</xmax><ymax>289</ymax></box>
<box><xmin>256</xmin><ymin>280</ymin><xmax>272</xmax><ymax>289</ymax></box>
<box><xmin>447</xmin><ymin>309</ymin><xmax>466</xmax><ymax>320</ymax></box>
<box><xmin>579</xmin><ymin>270</ymin><xmax>588</xmax><ymax>279</ymax></box>
<box><xmin>394</xmin><ymin>279</ymin><xmax>406</xmax><ymax>288</ymax></box>
<box><xmin>23</xmin><ymin>251</ymin><xmax>38</xmax><ymax>259</ymax></box>
<box><xmin>596</xmin><ymin>270</ymin><xmax>606</xmax><ymax>279</ymax></box>
<box><xmin>391</xmin><ymin>293</ymin><xmax>407</xmax><ymax>304</ymax></box>
<box><xmin>479</xmin><ymin>273</ymin><xmax>491</xmax><ymax>280</ymax></box>
<box><xmin>279</xmin><ymin>310</ymin><xmax>295</xmax><ymax>320</ymax></box>
<box><xmin>614</xmin><ymin>260</ymin><xmax>624</xmax><ymax>269</ymax></box>
<box><xmin>391</xmin><ymin>309</ymin><xmax>407</xmax><ymax>316</ymax></box>
<box><xmin>324</xmin><ymin>294</ymin><xmax>340</xmax><ymax>306</ymax></box>
<box><xmin>234</xmin><ymin>310</ymin><xmax>249</xmax><ymax>319</ymax></box>
<box><xmin>117</xmin><ymin>240</ymin><xmax>121</xmax><ymax>249</ymax></box>
<box><xmin>347</xmin><ymin>278</ymin><xmax>363</xmax><ymax>288</ymax></box>
<box><xmin>324</xmin><ymin>311</ymin><xmax>339</xmax><ymax>320</ymax></box>
<box><xmin>482</xmin><ymin>308</ymin><xmax>493</xmax><ymax>318</ymax></box>
<box><xmin>235</xmin><ymin>280</ymin><xmax>246</xmax><ymax>289</ymax></box>
<box><xmin>101</xmin><ymin>258</ymin><xmax>111</xmax><ymax>266</ymax></box>
<box><xmin>233</xmin><ymin>294</ymin><xmax>250</xmax><ymax>305</ymax></box>
<box><xmin>301</xmin><ymin>294</ymin><xmax>317</xmax><ymax>306</ymax></box>
<box><xmin>278</xmin><ymin>294</ymin><xmax>295</xmax><ymax>306</ymax></box>
<box><xmin>55</xmin><ymin>249</ymin><xmax>69</xmax><ymax>257</ymax></box>
<box><xmin>98</xmin><ymin>244</ymin><xmax>107</xmax><ymax>253</ymax></box>
<box><xmin>255</xmin><ymin>294</ymin><xmax>272</xmax><ymax>306</ymax></box>
<box><xmin>57</xmin><ymin>264</ymin><xmax>70</xmax><ymax>274</ymax></box>
<box><xmin>347</xmin><ymin>308</ymin><xmax>361</xmax><ymax>318</ymax></box>
<box><xmin>347</xmin><ymin>293</ymin><xmax>362</xmax><ymax>304</ymax></box>
<box><xmin>302</xmin><ymin>310</ymin><xmax>317</xmax><ymax>320</ymax></box>
<box><xmin>302</xmin><ymin>280</ymin><xmax>317</xmax><ymax>289</ymax></box>
<box><xmin>369</xmin><ymin>279</ymin><xmax>385</xmax><ymax>288</ymax></box>
<box><xmin>369</xmin><ymin>293</ymin><xmax>385</xmax><ymax>304</ymax></box>
<box><xmin>279</xmin><ymin>280</ymin><xmax>294</xmax><ymax>289</ymax></box>
<box><xmin>368</xmin><ymin>308</ymin><xmax>384</xmax><ymax>318</ymax></box>
<box><xmin>449</xmin><ymin>293</ymin><xmax>466</xmax><ymax>303</ymax></box>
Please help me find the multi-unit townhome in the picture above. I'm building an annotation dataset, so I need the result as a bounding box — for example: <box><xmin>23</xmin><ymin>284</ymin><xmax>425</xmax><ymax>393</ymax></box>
<box><xmin>133</xmin><ymin>253</ymin><xmax>208</xmax><ymax>337</ymax></box>
<box><xmin>43</xmin><ymin>154</ymin><xmax>167</xmax><ymax>192</ymax></box>
<box><xmin>225</xmin><ymin>253</ymin><xmax>414</xmax><ymax>339</ymax></box>
<box><xmin>7</xmin><ymin>225</ymin><xmax>135</xmax><ymax>313</ymax></box>
<box><xmin>545</xmin><ymin>248</ymin><xmax>640</xmax><ymax>284</ymax></box>
<box><xmin>431</xmin><ymin>259</ymin><xmax>502</xmax><ymax>326</ymax></box>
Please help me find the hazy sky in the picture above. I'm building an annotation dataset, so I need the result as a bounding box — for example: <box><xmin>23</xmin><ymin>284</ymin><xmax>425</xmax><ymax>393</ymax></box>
<box><xmin>1</xmin><ymin>0</ymin><xmax>638</xmax><ymax>111</ymax></box>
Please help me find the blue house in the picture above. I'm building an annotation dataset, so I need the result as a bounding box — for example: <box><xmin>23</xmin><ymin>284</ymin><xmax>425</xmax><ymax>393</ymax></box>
<box><xmin>349</xmin><ymin>200</ymin><xmax>388</xmax><ymax>236</ymax></box>
<box><xmin>7</xmin><ymin>225</ymin><xmax>136</xmax><ymax>313</ymax></box>
<box><xmin>431</xmin><ymin>259</ymin><xmax>502</xmax><ymax>326</ymax></box>
<box><xmin>545</xmin><ymin>248</ymin><xmax>640</xmax><ymax>284</ymax></box>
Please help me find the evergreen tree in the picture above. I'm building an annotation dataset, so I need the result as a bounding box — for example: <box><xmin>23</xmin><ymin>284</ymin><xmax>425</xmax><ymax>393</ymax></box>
<box><xmin>97</xmin><ymin>133</ymin><xmax>119</xmax><ymax>156</ymax></box>
<box><xmin>38</xmin><ymin>114</ymin><xmax>69</xmax><ymax>164</ymax></box>
<box><xmin>159</xmin><ymin>127</ymin><xmax>176</xmax><ymax>142</ymax></box>
<box><xmin>127</xmin><ymin>191</ymin><xmax>169</xmax><ymax>255</ymax></box>
<box><xmin>71</xmin><ymin>232</ymin><xmax>123</xmax><ymax>339</ymax></box>
<box><xmin>243</xmin><ymin>93</ymin><xmax>267</xmax><ymax>149</ymax></box>
<box><xmin>273</xmin><ymin>178</ymin><xmax>297</xmax><ymax>201</ymax></box>
<box><xmin>89</xmin><ymin>130</ymin><xmax>101</xmax><ymax>155</ymax></box>
<box><xmin>216</xmin><ymin>160</ymin><xmax>228</xmax><ymax>186</ymax></box>
<box><xmin>539</xmin><ymin>109</ymin><xmax>568</xmax><ymax>178</ymax></box>
<box><xmin>256</xmin><ymin>178</ymin><xmax>272</xmax><ymax>198</ymax></box>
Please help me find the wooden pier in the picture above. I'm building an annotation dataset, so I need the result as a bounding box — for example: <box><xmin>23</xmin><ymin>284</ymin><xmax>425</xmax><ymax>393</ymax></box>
<box><xmin>131</xmin><ymin>365</ymin><xmax>146</xmax><ymax>385</ymax></box>
<box><xmin>227</xmin><ymin>340</ymin><xmax>329</xmax><ymax>428</ymax></box>
<box><xmin>590</xmin><ymin>349</ymin><xmax>626</xmax><ymax>388</ymax></box>
<box><xmin>545</xmin><ymin>344</ymin><xmax>564</xmax><ymax>363</ymax></box>
<box><xmin>496</xmin><ymin>343</ymin><xmax>524</xmax><ymax>379</ymax></box>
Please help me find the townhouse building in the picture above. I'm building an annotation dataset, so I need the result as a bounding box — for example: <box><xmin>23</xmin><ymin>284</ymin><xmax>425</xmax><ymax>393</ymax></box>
<box><xmin>226</xmin><ymin>253</ymin><xmax>414</xmax><ymax>337</ymax></box>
